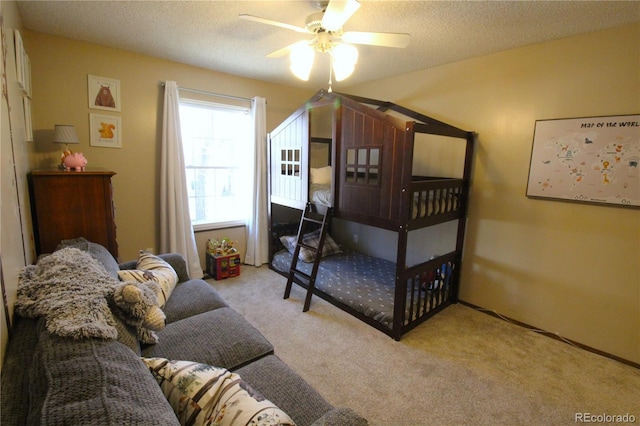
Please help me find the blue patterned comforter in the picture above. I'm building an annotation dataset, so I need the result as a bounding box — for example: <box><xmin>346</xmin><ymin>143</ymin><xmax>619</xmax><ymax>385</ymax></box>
<box><xmin>272</xmin><ymin>249</ymin><xmax>397</xmax><ymax>328</ymax></box>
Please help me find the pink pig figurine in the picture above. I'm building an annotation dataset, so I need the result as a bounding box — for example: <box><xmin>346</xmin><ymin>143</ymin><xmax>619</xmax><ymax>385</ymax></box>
<box><xmin>63</xmin><ymin>152</ymin><xmax>88</xmax><ymax>171</ymax></box>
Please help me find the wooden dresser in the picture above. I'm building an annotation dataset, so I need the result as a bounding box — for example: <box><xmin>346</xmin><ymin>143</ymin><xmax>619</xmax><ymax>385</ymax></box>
<box><xmin>28</xmin><ymin>170</ymin><xmax>118</xmax><ymax>259</ymax></box>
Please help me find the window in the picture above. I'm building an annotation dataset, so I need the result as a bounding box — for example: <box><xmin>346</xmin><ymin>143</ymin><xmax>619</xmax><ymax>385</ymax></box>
<box><xmin>280</xmin><ymin>148</ymin><xmax>301</xmax><ymax>176</ymax></box>
<box><xmin>179</xmin><ymin>98</ymin><xmax>252</xmax><ymax>230</ymax></box>
<box><xmin>345</xmin><ymin>147</ymin><xmax>380</xmax><ymax>185</ymax></box>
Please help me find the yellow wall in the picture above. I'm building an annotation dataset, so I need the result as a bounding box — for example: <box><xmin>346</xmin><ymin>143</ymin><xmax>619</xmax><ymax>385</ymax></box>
<box><xmin>23</xmin><ymin>31</ymin><xmax>315</xmax><ymax>265</ymax></box>
<box><xmin>349</xmin><ymin>24</ymin><xmax>640</xmax><ymax>364</ymax></box>
<box><xmin>6</xmin><ymin>16</ymin><xmax>638</xmax><ymax>367</ymax></box>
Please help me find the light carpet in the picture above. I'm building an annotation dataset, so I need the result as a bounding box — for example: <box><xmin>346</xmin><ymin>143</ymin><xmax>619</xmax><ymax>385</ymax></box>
<box><xmin>208</xmin><ymin>265</ymin><xmax>640</xmax><ymax>426</ymax></box>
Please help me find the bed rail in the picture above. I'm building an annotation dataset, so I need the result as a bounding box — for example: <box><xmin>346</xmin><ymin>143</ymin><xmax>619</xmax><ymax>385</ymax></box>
<box><xmin>395</xmin><ymin>251</ymin><xmax>459</xmax><ymax>338</ymax></box>
<box><xmin>408</xmin><ymin>178</ymin><xmax>464</xmax><ymax>229</ymax></box>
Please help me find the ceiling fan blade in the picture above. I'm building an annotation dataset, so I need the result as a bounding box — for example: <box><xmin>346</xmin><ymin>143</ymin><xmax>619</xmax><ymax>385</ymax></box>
<box><xmin>341</xmin><ymin>31</ymin><xmax>410</xmax><ymax>48</ymax></box>
<box><xmin>239</xmin><ymin>14</ymin><xmax>308</xmax><ymax>34</ymax></box>
<box><xmin>321</xmin><ymin>0</ymin><xmax>361</xmax><ymax>32</ymax></box>
<box><xmin>266</xmin><ymin>40</ymin><xmax>312</xmax><ymax>58</ymax></box>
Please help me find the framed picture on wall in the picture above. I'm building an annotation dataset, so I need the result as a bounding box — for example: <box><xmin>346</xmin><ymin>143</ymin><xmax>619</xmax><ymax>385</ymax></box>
<box><xmin>14</xmin><ymin>30</ymin><xmax>25</xmax><ymax>90</ymax></box>
<box><xmin>23</xmin><ymin>97</ymin><xmax>33</xmax><ymax>142</ymax></box>
<box><xmin>526</xmin><ymin>114</ymin><xmax>640</xmax><ymax>207</ymax></box>
<box><xmin>23</xmin><ymin>53</ymin><xmax>31</xmax><ymax>97</ymax></box>
<box><xmin>88</xmin><ymin>75</ymin><xmax>121</xmax><ymax>112</ymax></box>
<box><xmin>89</xmin><ymin>113</ymin><xmax>122</xmax><ymax>148</ymax></box>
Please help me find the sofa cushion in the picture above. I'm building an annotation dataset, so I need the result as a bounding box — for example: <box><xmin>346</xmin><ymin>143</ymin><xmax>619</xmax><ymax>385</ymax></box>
<box><xmin>162</xmin><ymin>279</ymin><xmax>228</xmax><ymax>324</ymax></box>
<box><xmin>56</xmin><ymin>237</ymin><xmax>120</xmax><ymax>279</ymax></box>
<box><xmin>118</xmin><ymin>251</ymin><xmax>178</xmax><ymax>307</ymax></box>
<box><xmin>28</xmin><ymin>328</ymin><xmax>179</xmax><ymax>426</ymax></box>
<box><xmin>0</xmin><ymin>316</ymin><xmax>41</xmax><ymax>426</ymax></box>
<box><xmin>235</xmin><ymin>355</ymin><xmax>335</xmax><ymax>426</ymax></box>
<box><xmin>142</xmin><ymin>357</ymin><xmax>295</xmax><ymax>426</ymax></box>
<box><xmin>142</xmin><ymin>307</ymin><xmax>273</xmax><ymax>370</ymax></box>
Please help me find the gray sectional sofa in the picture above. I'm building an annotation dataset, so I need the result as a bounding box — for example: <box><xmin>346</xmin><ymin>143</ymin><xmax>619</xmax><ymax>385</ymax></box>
<box><xmin>1</xmin><ymin>241</ymin><xmax>367</xmax><ymax>426</ymax></box>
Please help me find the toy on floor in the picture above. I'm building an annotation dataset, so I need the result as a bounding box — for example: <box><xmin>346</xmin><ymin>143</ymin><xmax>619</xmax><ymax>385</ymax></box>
<box><xmin>206</xmin><ymin>237</ymin><xmax>238</xmax><ymax>256</ymax></box>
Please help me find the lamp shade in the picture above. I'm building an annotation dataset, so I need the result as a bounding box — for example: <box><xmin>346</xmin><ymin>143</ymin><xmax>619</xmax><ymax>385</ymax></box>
<box><xmin>53</xmin><ymin>125</ymin><xmax>80</xmax><ymax>144</ymax></box>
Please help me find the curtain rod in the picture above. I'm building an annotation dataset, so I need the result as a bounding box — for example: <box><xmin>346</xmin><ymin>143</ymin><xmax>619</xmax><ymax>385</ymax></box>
<box><xmin>159</xmin><ymin>82</ymin><xmax>253</xmax><ymax>103</ymax></box>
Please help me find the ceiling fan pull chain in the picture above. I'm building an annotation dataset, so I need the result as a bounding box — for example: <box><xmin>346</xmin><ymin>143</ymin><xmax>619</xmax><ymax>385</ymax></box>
<box><xmin>328</xmin><ymin>57</ymin><xmax>333</xmax><ymax>93</ymax></box>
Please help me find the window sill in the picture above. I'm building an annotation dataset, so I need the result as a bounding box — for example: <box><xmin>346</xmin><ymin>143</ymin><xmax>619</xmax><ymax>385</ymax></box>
<box><xmin>193</xmin><ymin>221</ymin><xmax>245</xmax><ymax>232</ymax></box>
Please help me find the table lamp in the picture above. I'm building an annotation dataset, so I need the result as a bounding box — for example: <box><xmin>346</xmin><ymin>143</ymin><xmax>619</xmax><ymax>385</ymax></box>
<box><xmin>53</xmin><ymin>124</ymin><xmax>80</xmax><ymax>165</ymax></box>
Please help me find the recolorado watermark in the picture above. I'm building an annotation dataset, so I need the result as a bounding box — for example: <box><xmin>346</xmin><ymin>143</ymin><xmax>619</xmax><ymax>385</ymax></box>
<box><xmin>575</xmin><ymin>413</ymin><xmax>636</xmax><ymax>423</ymax></box>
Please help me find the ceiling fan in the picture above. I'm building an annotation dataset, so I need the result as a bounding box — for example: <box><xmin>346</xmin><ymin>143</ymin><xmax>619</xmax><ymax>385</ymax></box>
<box><xmin>239</xmin><ymin>0</ymin><xmax>410</xmax><ymax>86</ymax></box>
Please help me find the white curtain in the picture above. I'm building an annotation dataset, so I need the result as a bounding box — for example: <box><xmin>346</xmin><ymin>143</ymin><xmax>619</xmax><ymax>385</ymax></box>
<box><xmin>160</xmin><ymin>81</ymin><xmax>203</xmax><ymax>279</ymax></box>
<box><xmin>244</xmin><ymin>97</ymin><xmax>269</xmax><ymax>266</ymax></box>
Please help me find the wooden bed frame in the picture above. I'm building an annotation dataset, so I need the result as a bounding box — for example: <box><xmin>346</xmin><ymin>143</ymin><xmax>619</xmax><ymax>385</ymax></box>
<box><xmin>268</xmin><ymin>90</ymin><xmax>475</xmax><ymax>340</ymax></box>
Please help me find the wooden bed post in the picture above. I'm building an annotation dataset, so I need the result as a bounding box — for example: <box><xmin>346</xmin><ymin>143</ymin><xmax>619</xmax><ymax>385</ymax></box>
<box><xmin>392</xmin><ymin>122</ymin><xmax>414</xmax><ymax>340</ymax></box>
<box><xmin>393</xmin><ymin>224</ymin><xmax>409</xmax><ymax>340</ymax></box>
<box><xmin>452</xmin><ymin>131</ymin><xmax>476</xmax><ymax>302</ymax></box>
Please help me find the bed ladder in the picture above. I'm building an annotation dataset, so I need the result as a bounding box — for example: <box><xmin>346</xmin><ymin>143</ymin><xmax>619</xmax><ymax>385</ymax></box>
<box><xmin>283</xmin><ymin>203</ymin><xmax>333</xmax><ymax>312</ymax></box>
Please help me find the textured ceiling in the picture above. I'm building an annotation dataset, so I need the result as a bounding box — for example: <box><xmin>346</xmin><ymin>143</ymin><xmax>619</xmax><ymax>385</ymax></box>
<box><xmin>16</xmin><ymin>0</ymin><xmax>640</xmax><ymax>91</ymax></box>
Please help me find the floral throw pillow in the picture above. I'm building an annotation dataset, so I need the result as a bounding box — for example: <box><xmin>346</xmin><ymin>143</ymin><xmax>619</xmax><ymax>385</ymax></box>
<box><xmin>142</xmin><ymin>357</ymin><xmax>296</xmax><ymax>426</ymax></box>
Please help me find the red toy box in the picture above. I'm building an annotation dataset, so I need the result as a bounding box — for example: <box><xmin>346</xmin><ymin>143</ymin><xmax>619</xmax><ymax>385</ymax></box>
<box><xmin>206</xmin><ymin>253</ymin><xmax>241</xmax><ymax>280</ymax></box>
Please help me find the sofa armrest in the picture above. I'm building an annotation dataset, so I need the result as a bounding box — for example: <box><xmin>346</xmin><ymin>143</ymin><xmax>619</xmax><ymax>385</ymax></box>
<box><xmin>157</xmin><ymin>253</ymin><xmax>190</xmax><ymax>282</ymax></box>
<box><xmin>119</xmin><ymin>253</ymin><xmax>190</xmax><ymax>283</ymax></box>
<box><xmin>310</xmin><ymin>408</ymin><xmax>368</xmax><ymax>426</ymax></box>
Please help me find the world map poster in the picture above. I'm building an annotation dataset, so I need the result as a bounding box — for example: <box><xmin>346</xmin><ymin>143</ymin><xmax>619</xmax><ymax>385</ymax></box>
<box><xmin>526</xmin><ymin>114</ymin><xmax>640</xmax><ymax>207</ymax></box>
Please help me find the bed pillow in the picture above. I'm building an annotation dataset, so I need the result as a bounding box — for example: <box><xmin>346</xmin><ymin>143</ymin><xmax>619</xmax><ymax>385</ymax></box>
<box><xmin>142</xmin><ymin>357</ymin><xmax>296</xmax><ymax>426</ymax></box>
<box><xmin>280</xmin><ymin>230</ymin><xmax>341</xmax><ymax>263</ymax></box>
<box><xmin>310</xmin><ymin>166</ymin><xmax>332</xmax><ymax>185</ymax></box>
<box><xmin>117</xmin><ymin>251</ymin><xmax>178</xmax><ymax>308</ymax></box>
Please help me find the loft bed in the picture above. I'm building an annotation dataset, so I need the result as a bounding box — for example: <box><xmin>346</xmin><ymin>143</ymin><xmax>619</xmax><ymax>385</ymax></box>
<box><xmin>268</xmin><ymin>90</ymin><xmax>475</xmax><ymax>340</ymax></box>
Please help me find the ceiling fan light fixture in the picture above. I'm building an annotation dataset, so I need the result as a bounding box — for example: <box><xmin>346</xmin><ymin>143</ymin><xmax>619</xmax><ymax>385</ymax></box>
<box><xmin>332</xmin><ymin>43</ymin><xmax>358</xmax><ymax>64</ymax></box>
<box><xmin>290</xmin><ymin>43</ymin><xmax>315</xmax><ymax>80</ymax></box>
<box><xmin>332</xmin><ymin>43</ymin><xmax>358</xmax><ymax>81</ymax></box>
<box><xmin>333</xmin><ymin>63</ymin><xmax>355</xmax><ymax>81</ymax></box>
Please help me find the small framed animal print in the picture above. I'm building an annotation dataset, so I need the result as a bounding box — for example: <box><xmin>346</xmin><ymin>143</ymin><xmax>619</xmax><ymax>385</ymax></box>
<box><xmin>90</xmin><ymin>113</ymin><xmax>122</xmax><ymax>148</ymax></box>
<box><xmin>88</xmin><ymin>75</ymin><xmax>121</xmax><ymax>112</ymax></box>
